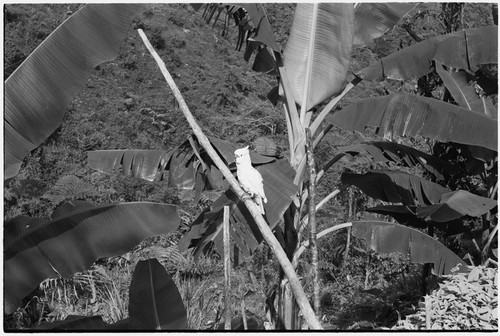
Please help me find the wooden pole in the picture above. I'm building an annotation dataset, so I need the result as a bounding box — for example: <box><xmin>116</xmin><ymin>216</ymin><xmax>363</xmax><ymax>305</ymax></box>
<box><xmin>138</xmin><ymin>29</ymin><xmax>323</xmax><ymax>329</ymax></box>
<box><xmin>223</xmin><ymin>206</ymin><xmax>232</xmax><ymax>330</ymax></box>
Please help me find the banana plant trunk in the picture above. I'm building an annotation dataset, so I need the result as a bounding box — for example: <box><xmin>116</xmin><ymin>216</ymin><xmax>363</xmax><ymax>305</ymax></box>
<box><xmin>276</xmin><ymin>197</ymin><xmax>305</xmax><ymax>329</ymax></box>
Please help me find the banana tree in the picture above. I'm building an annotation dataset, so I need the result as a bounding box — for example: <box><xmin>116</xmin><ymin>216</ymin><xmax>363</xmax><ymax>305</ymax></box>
<box><xmin>89</xmin><ymin>3</ymin><xmax>497</xmax><ymax>329</ymax></box>
<box><xmin>3</xmin><ymin>4</ymin><xmax>191</xmax><ymax>329</ymax></box>
<box><xmin>5</xmin><ymin>201</ymin><xmax>181</xmax><ymax>315</ymax></box>
<box><xmin>185</xmin><ymin>3</ymin><xmax>497</xmax><ymax>329</ymax></box>
<box><xmin>86</xmin><ymin>3</ymin><xmax>422</xmax><ymax>329</ymax></box>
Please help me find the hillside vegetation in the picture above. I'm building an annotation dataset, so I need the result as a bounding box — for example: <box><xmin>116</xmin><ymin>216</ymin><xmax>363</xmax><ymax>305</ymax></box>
<box><xmin>4</xmin><ymin>3</ymin><xmax>497</xmax><ymax>330</ymax></box>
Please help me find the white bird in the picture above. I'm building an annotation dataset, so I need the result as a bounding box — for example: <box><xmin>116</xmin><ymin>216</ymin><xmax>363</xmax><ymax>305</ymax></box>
<box><xmin>235</xmin><ymin>146</ymin><xmax>267</xmax><ymax>214</ymax></box>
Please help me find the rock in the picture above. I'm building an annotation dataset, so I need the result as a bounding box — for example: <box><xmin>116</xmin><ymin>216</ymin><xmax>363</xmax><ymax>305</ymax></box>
<box><xmin>124</xmin><ymin>98</ymin><xmax>134</xmax><ymax>109</ymax></box>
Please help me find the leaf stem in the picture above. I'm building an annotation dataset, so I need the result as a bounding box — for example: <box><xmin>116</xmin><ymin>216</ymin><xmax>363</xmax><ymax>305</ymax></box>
<box><xmin>293</xmin><ymin>222</ymin><xmax>353</xmax><ymax>265</ymax></box>
<box><xmin>309</xmin><ymin>77</ymin><xmax>362</xmax><ymax>137</ymax></box>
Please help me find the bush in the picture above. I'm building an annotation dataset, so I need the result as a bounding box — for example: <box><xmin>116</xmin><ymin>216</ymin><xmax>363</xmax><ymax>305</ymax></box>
<box><xmin>393</xmin><ymin>266</ymin><xmax>498</xmax><ymax>330</ymax></box>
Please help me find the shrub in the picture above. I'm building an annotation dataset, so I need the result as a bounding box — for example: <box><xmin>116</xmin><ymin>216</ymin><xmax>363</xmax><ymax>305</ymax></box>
<box><xmin>393</xmin><ymin>266</ymin><xmax>498</xmax><ymax>330</ymax></box>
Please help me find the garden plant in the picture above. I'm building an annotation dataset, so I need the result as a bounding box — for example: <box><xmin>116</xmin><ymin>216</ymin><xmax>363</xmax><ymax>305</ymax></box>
<box><xmin>4</xmin><ymin>3</ymin><xmax>498</xmax><ymax>330</ymax></box>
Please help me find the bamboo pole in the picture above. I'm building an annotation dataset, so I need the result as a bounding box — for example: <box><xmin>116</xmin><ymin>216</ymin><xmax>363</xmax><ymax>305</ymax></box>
<box><xmin>137</xmin><ymin>29</ymin><xmax>323</xmax><ymax>330</ymax></box>
<box><xmin>223</xmin><ymin>206</ymin><xmax>231</xmax><ymax>330</ymax></box>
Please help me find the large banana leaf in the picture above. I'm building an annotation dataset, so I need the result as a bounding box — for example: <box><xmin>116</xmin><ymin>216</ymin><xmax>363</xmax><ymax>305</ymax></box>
<box><xmin>435</xmin><ymin>61</ymin><xmax>497</xmax><ymax>118</ymax></box>
<box><xmin>339</xmin><ymin>141</ymin><xmax>456</xmax><ymax>180</ymax></box>
<box><xmin>353</xmin><ymin>3</ymin><xmax>418</xmax><ymax>48</ymax></box>
<box><xmin>283</xmin><ymin>3</ymin><xmax>354</xmax><ymax>110</ymax></box>
<box><xmin>326</xmin><ymin>93</ymin><xmax>498</xmax><ymax>151</ymax></box>
<box><xmin>129</xmin><ymin>259</ymin><xmax>187</xmax><ymax>329</ymax></box>
<box><xmin>4</xmin><ymin>201</ymin><xmax>180</xmax><ymax>314</ymax></box>
<box><xmin>341</xmin><ymin>170</ymin><xmax>451</xmax><ymax>206</ymax></box>
<box><xmin>358</xmin><ymin>26</ymin><xmax>497</xmax><ymax>81</ymax></box>
<box><xmin>351</xmin><ymin>221</ymin><xmax>468</xmax><ymax>275</ymax></box>
<box><xmin>368</xmin><ymin>189</ymin><xmax>497</xmax><ymax>223</ymax></box>
<box><xmin>5</xmin><ymin>4</ymin><xmax>143</xmax><ymax>180</ymax></box>
<box><xmin>88</xmin><ymin>135</ymin><xmax>275</xmax><ymax>195</ymax></box>
<box><xmin>178</xmin><ymin>158</ymin><xmax>297</xmax><ymax>261</ymax></box>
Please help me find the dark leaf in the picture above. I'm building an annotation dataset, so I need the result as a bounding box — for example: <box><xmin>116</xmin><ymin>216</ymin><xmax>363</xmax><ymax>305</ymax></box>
<box><xmin>88</xmin><ymin>149</ymin><xmax>173</xmax><ymax>182</ymax></box>
<box><xmin>341</xmin><ymin>170</ymin><xmax>451</xmax><ymax>205</ymax></box>
<box><xmin>5</xmin><ymin>202</ymin><xmax>180</xmax><ymax>314</ymax></box>
<box><xmin>366</xmin><ymin>204</ymin><xmax>468</xmax><ymax>236</ymax></box>
<box><xmin>435</xmin><ymin>61</ymin><xmax>497</xmax><ymax>118</ymax></box>
<box><xmin>5</xmin><ymin>4</ymin><xmax>143</xmax><ymax>179</ymax></box>
<box><xmin>233</xmin><ymin>3</ymin><xmax>280</xmax><ymax>51</ymax></box>
<box><xmin>353</xmin><ymin>3</ymin><xmax>418</xmax><ymax>48</ymax></box>
<box><xmin>338</xmin><ymin>141</ymin><xmax>456</xmax><ymax>180</ymax></box>
<box><xmin>358</xmin><ymin>26</ymin><xmax>497</xmax><ymax>81</ymax></box>
<box><xmin>351</xmin><ymin>220</ymin><xmax>468</xmax><ymax>275</ymax></box>
<box><xmin>190</xmin><ymin>3</ymin><xmax>204</xmax><ymax>12</ymax></box>
<box><xmin>5</xmin><ymin>216</ymin><xmax>47</xmax><ymax>245</ymax></box>
<box><xmin>415</xmin><ymin>190</ymin><xmax>498</xmax><ymax>222</ymax></box>
<box><xmin>252</xmin><ymin>47</ymin><xmax>278</xmax><ymax>75</ymax></box>
<box><xmin>88</xmin><ymin>135</ymin><xmax>274</xmax><ymax>193</ymax></box>
<box><xmin>327</xmin><ymin>93</ymin><xmax>498</xmax><ymax>151</ymax></box>
<box><xmin>129</xmin><ymin>259</ymin><xmax>187</xmax><ymax>330</ymax></box>
<box><xmin>467</xmin><ymin>145</ymin><xmax>498</xmax><ymax>163</ymax></box>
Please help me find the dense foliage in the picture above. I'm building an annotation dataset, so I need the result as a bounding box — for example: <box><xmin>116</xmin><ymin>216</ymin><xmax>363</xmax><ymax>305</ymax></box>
<box><xmin>4</xmin><ymin>3</ymin><xmax>497</xmax><ymax>331</ymax></box>
<box><xmin>394</xmin><ymin>266</ymin><xmax>498</xmax><ymax>330</ymax></box>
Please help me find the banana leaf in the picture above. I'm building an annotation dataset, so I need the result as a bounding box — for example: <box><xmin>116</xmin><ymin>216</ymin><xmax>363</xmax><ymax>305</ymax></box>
<box><xmin>353</xmin><ymin>3</ymin><xmax>418</xmax><ymax>48</ymax></box>
<box><xmin>178</xmin><ymin>158</ymin><xmax>297</xmax><ymax>262</ymax></box>
<box><xmin>195</xmin><ymin>4</ymin><xmax>278</xmax><ymax>53</ymax></box>
<box><xmin>338</xmin><ymin>141</ymin><xmax>456</xmax><ymax>180</ymax></box>
<box><xmin>129</xmin><ymin>259</ymin><xmax>187</xmax><ymax>329</ymax></box>
<box><xmin>88</xmin><ymin>135</ymin><xmax>275</xmax><ymax>192</ymax></box>
<box><xmin>4</xmin><ymin>201</ymin><xmax>180</xmax><ymax>314</ymax></box>
<box><xmin>283</xmin><ymin>3</ymin><xmax>354</xmax><ymax>110</ymax></box>
<box><xmin>5</xmin><ymin>4</ymin><xmax>143</xmax><ymax>180</ymax></box>
<box><xmin>341</xmin><ymin>170</ymin><xmax>451</xmax><ymax>206</ymax></box>
<box><xmin>416</xmin><ymin>190</ymin><xmax>498</xmax><ymax>222</ymax></box>
<box><xmin>327</xmin><ymin>93</ymin><xmax>498</xmax><ymax>151</ymax></box>
<box><xmin>358</xmin><ymin>26</ymin><xmax>497</xmax><ymax>81</ymax></box>
<box><xmin>368</xmin><ymin>189</ymin><xmax>497</xmax><ymax>223</ymax></box>
<box><xmin>232</xmin><ymin>3</ymin><xmax>279</xmax><ymax>52</ymax></box>
<box><xmin>351</xmin><ymin>221</ymin><xmax>468</xmax><ymax>275</ymax></box>
<box><xmin>435</xmin><ymin>61</ymin><xmax>497</xmax><ymax>118</ymax></box>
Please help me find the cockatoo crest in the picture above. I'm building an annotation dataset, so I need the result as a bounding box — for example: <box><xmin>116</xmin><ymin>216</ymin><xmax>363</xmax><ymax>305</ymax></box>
<box><xmin>235</xmin><ymin>146</ymin><xmax>267</xmax><ymax>214</ymax></box>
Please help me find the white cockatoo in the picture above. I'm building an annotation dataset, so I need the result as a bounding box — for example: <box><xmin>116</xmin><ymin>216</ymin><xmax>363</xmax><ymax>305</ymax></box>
<box><xmin>235</xmin><ymin>146</ymin><xmax>267</xmax><ymax>214</ymax></box>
